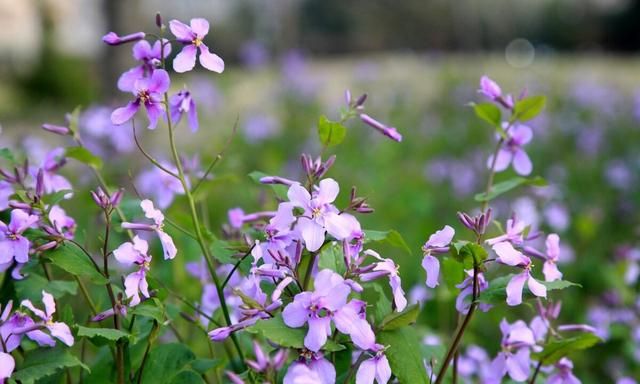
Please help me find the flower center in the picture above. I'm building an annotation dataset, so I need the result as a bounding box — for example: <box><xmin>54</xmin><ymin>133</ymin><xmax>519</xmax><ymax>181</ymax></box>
<box><xmin>138</xmin><ymin>90</ymin><xmax>151</xmax><ymax>103</ymax></box>
<box><xmin>311</xmin><ymin>207</ymin><xmax>322</xmax><ymax>218</ymax></box>
<box><xmin>192</xmin><ymin>38</ymin><xmax>202</xmax><ymax>47</ymax></box>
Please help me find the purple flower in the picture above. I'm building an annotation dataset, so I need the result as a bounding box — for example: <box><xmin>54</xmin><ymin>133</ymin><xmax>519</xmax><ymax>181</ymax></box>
<box><xmin>113</xmin><ymin>236</ymin><xmax>152</xmax><ymax>306</ymax></box>
<box><xmin>542</xmin><ymin>234</ymin><xmax>563</xmax><ymax>282</ymax></box>
<box><xmin>47</xmin><ymin>205</ymin><xmax>76</xmax><ymax>240</ymax></box>
<box><xmin>21</xmin><ymin>290</ymin><xmax>74</xmax><ymax>346</ymax></box>
<box><xmin>246</xmin><ymin>342</ymin><xmax>287</xmax><ymax>373</ymax></box>
<box><xmin>169</xmin><ymin>89</ymin><xmax>198</xmax><ymax>131</ymax></box>
<box><xmin>360</xmin><ymin>250</ymin><xmax>407</xmax><ymax>312</ymax></box>
<box><xmin>111</xmin><ymin>69</ymin><xmax>170</xmax><ymax>129</ymax></box>
<box><xmin>485</xmin><ymin>216</ymin><xmax>527</xmax><ymax>246</ymax></box>
<box><xmin>122</xmin><ymin>199</ymin><xmax>177</xmax><ymax>260</ymax></box>
<box><xmin>0</xmin><ymin>210</ymin><xmax>39</xmax><ymax>265</ymax></box>
<box><xmin>288</xmin><ymin>179</ymin><xmax>361</xmax><ymax>252</ymax></box>
<box><xmin>421</xmin><ymin>225</ymin><xmax>455</xmax><ymax>288</ymax></box>
<box><xmin>455</xmin><ymin>269</ymin><xmax>491</xmax><ymax>314</ymax></box>
<box><xmin>283</xmin><ymin>353</ymin><xmax>335</xmax><ymax>384</ymax></box>
<box><xmin>283</xmin><ymin>269</ymin><xmax>374</xmax><ymax>351</ymax></box>
<box><xmin>478</xmin><ymin>75</ymin><xmax>514</xmax><ymax>109</ymax></box>
<box><xmin>492</xmin><ymin>242</ymin><xmax>547</xmax><ymax>306</ymax></box>
<box><xmin>102</xmin><ymin>31</ymin><xmax>145</xmax><ymax>46</ymax></box>
<box><xmin>118</xmin><ymin>39</ymin><xmax>172</xmax><ymax>92</ymax></box>
<box><xmin>38</xmin><ymin>148</ymin><xmax>73</xmax><ymax>196</ymax></box>
<box><xmin>548</xmin><ymin>358</ymin><xmax>580</xmax><ymax>384</ymax></box>
<box><xmin>356</xmin><ymin>344</ymin><xmax>392</xmax><ymax>384</ymax></box>
<box><xmin>487</xmin><ymin>123</ymin><xmax>533</xmax><ymax>176</ymax></box>
<box><xmin>0</xmin><ymin>351</ymin><xmax>14</xmax><ymax>381</ymax></box>
<box><xmin>169</xmin><ymin>18</ymin><xmax>224</xmax><ymax>73</ymax></box>
<box><xmin>360</xmin><ymin>114</ymin><xmax>402</xmax><ymax>142</ymax></box>
<box><xmin>488</xmin><ymin>319</ymin><xmax>536</xmax><ymax>382</ymax></box>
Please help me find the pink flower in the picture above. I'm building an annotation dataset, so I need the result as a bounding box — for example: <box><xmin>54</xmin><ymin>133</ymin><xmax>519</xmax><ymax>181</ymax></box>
<box><xmin>0</xmin><ymin>352</ymin><xmax>14</xmax><ymax>381</ymax></box>
<box><xmin>284</xmin><ymin>353</ymin><xmax>335</xmax><ymax>384</ymax></box>
<box><xmin>0</xmin><ymin>210</ymin><xmax>39</xmax><ymax>265</ymax></box>
<box><xmin>169</xmin><ymin>18</ymin><xmax>224</xmax><ymax>73</ymax></box>
<box><xmin>487</xmin><ymin>123</ymin><xmax>534</xmax><ymax>176</ymax></box>
<box><xmin>356</xmin><ymin>344</ymin><xmax>392</xmax><ymax>384</ymax></box>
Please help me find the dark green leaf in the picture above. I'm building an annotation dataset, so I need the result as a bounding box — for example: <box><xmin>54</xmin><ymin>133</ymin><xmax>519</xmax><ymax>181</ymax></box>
<box><xmin>378</xmin><ymin>327</ymin><xmax>430</xmax><ymax>383</ymax></box>
<box><xmin>246</xmin><ymin>314</ymin><xmax>345</xmax><ymax>352</ymax></box>
<box><xmin>76</xmin><ymin>326</ymin><xmax>130</xmax><ymax>344</ymax></box>
<box><xmin>532</xmin><ymin>333</ymin><xmax>601</xmax><ymax>364</ymax></box>
<box><xmin>130</xmin><ymin>299</ymin><xmax>165</xmax><ymax>323</ymax></box>
<box><xmin>479</xmin><ymin>275</ymin><xmax>580</xmax><ymax>305</ymax></box>
<box><xmin>190</xmin><ymin>358</ymin><xmax>223</xmax><ymax>374</ymax></box>
<box><xmin>65</xmin><ymin>146</ymin><xmax>103</xmax><ymax>170</ymax></box>
<box><xmin>380</xmin><ymin>304</ymin><xmax>420</xmax><ymax>330</ymax></box>
<box><xmin>514</xmin><ymin>95</ymin><xmax>546</xmax><ymax>122</ymax></box>
<box><xmin>474</xmin><ymin>176</ymin><xmax>547</xmax><ymax>202</ymax></box>
<box><xmin>15</xmin><ymin>274</ymin><xmax>78</xmax><ymax>301</ymax></box>
<box><xmin>318</xmin><ymin>242</ymin><xmax>346</xmax><ymax>275</ymax></box>
<box><xmin>472</xmin><ymin>102</ymin><xmax>502</xmax><ymax>127</ymax></box>
<box><xmin>168</xmin><ymin>370</ymin><xmax>205</xmax><ymax>384</ymax></box>
<box><xmin>317</xmin><ymin>115</ymin><xmax>347</xmax><ymax>147</ymax></box>
<box><xmin>45</xmin><ymin>242</ymin><xmax>108</xmax><ymax>285</ymax></box>
<box><xmin>453</xmin><ymin>243</ymin><xmax>488</xmax><ymax>268</ymax></box>
<box><xmin>11</xmin><ymin>348</ymin><xmax>89</xmax><ymax>384</ymax></box>
<box><xmin>363</xmin><ymin>229</ymin><xmax>412</xmax><ymax>255</ymax></box>
<box><xmin>360</xmin><ymin>282</ymin><xmax>392</xmax><ymax>325</ymax></box>
<box><xmin>209</xmin><ymin>239</ymin><xmax>235</xmax><ymax>264</ymax></box>
<box><xmin>139</xmin><ymin>343</ymin><xmax>197</xmax><ymax>384</ymax></box>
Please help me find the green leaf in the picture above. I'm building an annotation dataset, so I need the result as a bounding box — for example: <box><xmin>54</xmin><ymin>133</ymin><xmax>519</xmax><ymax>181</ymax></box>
<box><xmin>513</xmin><ymin>95</ymin><xmax>546</xmax><ymax>122</ymax></box>
<box><xmin>45</xmin><ymin>242</ymin><xmax>108</xmax><ymax>285</ymax></box>
<box><xmin>246</xmin><ymin>314</ymin><xmax>345</xmax><ymax>352</ymax></box>
<box><xmin>190</xmin><ymin>358</ymin><xmax>223</xmax><ymax>374</ymax></box>
<box><xmin>15</xmin><ymin>274</ymin><xmax>77</xmax><ymax>301</ymax></box>
<box><xmin>380</xmin><ymin>304</ymin><xmax>420</xmax><ymax>330</ymax></box>
<box><xmin>472</xmin><ymin>102</ymin><xmax>502</xmax><ymax>127</ymax></box>
<box><xmin>210</xmin><ymin>239</ymin><xmax>235</xmax><ymax>264</ymax></box>
<box><xmin>11</xmin><ymin>348</ymin><xmax>89</xmax><ymax>384</ymax></box>
<box><xmin>378</xmin><ymin>327</ymin><xmax>430</xmax><ymax>383</ymax></box>
<box><xmin>168</xmin><ymin>370</ymin><xmax>205</xmax><ymax>384</ymax></box>
<box><xmin>248</xmin><ymin>171</ymin><xmax>289</xmax><ymax>200</ymax></box>
<box><xmin>139</xmin><ymin>343</ymin><xmax>197</xmax><ymax>384</ymax></box>
<box><xmin>65</xmin><ymin>146</ymin><xmax>103</xmax><ymax>170</ymax></box>
<box><xmin>317</xmin><ymin>115</ymin><xmax>347</xmax><ymax>147</ymax></box>
<box><xmin>479</xmin><ymin>275</ymin><xmax>581</xmax><ymax>305</ymax></box>
<box><xmin>130</xmin><ymin>299</ymin><xmax>165</xmax><ymax>323</ymax></box>
<box><xmin>360</xmin><ymin>282</ymin><xmax>392</xmax><ymax>325</ymax></box>
<box><xmin>42</xmin><ymin>189</ymin><xmax>73</xmax><ymax>205</ymax></box>
<box><xmin>318</xmin><ymin>242</ymin><xmax>346</xmax><ymax>275</ymax></box>
<box><xmin>441</xmin><ymin>257</ymin><xmax>465</xmax><ymax>290</ymax></box>
<box><xmin>363</xmin><ymin>229</ymin><xmax>412</xmax><ymax>255</ymax></box>
<box><xmin>76</xmin><ymin>326</ymin><xmax>130</xmax><ymax>344</ymax></box>
<box><xmin>0</xmin><ymin>148</ymin><xmax>16</xmax><ymax>164</ymax></box>
<box><xmin>474</xmin><ymin>176</ymin><xmax>547</xmax><ymax>202</ymax></box>
<box><xmin>452</xmin><ymin>243</ymin><xmax>488</xmax><ymax>268</ymax></box>
<box><xmin>532</xmin><ymin>333</ymin><xmax>601</xmax><ymax>364</ymax></box>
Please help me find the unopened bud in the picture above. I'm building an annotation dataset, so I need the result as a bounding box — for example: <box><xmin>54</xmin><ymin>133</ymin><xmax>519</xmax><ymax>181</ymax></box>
<box><xmin>102</xmin><ymin>31</ymin><xmax>146</xmax><ymax>46</ymax></box>
<box><xmin>155</xmin><ymin>13</ymin><xmax>163</xmax><ymax>28</ymax></box>
<box><xmin>42</xmin><ymin>124</ymin><xmax>71</xmax><ymax>136</ymax></box>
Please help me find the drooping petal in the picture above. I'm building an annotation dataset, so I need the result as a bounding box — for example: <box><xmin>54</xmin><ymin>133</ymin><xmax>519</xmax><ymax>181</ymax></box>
<box><xmin>545</xmin><ymin>233</ymin><xmax>560</xmax><ymax>261</ymax></box>
<box><xmin>310</xmin><ymin>357</ymin><xmax>336</xmax><ymax>384</ymax></box>
<box><xmin>375</xmin><ymin>355</ymin><xmax>392</xmax><ymax>384</ymax></box>
<box><xmin>0</xmin><ymin>241</ymin><xmax>13</xmax><ymax>264</ymax></box>
<box><xmin>157</xmin><ymin>230</ymin><xmax>177</xmax><ymax>260</ymax></box>
<box><xmin>422</xmin><ymin>255</ymin><xmax>440</xmax><ymax>288</ymax></box>
<box><xmin>488</xmin><ymin>148</ymin><xmax>512</xmax><ymax>172</ymax></box>
<box><xmin>20</xmin><ymin>299</ymin><xmax>46</xmax><ymax>320</ymax></box>
<box><xmin>145</xmin><ymin>102</ymin><xmax>163</xmax><ymax>130</ymax></box>
<box><xmin>297</xmin><ymin>217</ymin><xmax>325</xmax><ymax>252</ymax></box>
<box><xmin>173</xmin><ymin>45</ymin><xmax>198</xmax><ymax>73</ymax></box>
<box><xmin>425</xmin><ymin>225</ymin><xmax>455</xmax><ymax>248</ymax></box>
<box><xmin>187</xmin><ymin>99</ymin><xmax>199</xmax><ymax>132</ymax></box>
<box><xmin>26</xmin><ymin>329</ymin><xmax>56</xmax><ymax>347</ymax></box>
<box><xmin>333</xmin><ymin>302</ymin><xmax>375</xmax><ymax>350</ymax></box>
<box><xmin>527</xmin><ymin>275</ymin><xmax>547</xmax><ymax>298</ymax></box>
<box><xmin>543</xmin><ymin>261</ymin><xmax>563</xmax><ymax>282</ymax></box>
<box><xmin>389</xmin><ymin>274</ymin><xmax>407</xmax><ymax>311</ymax></box>
<box><xmin>48</xmin><ymin>321</ymin><xmax>74</xmax><ymax>346</ymax></box>
<box><xmin>356</xmin><ymin>358</ymin><xmax>376</xmax><ymax>384</ymax></box>
<box><xmin>283</xmin><ymin>362</ymin><xmax>322</xmax><ymax>384</ymax></box>
<box><xmin>324</xmin><ymin>212</ymin><xmax>354</xmax><ymax>240</ymax></box>
<box><xmin>111</xmin><ymin>102</ymin><xmax>139</xmax><ymax>125</ymax></box>
<box><xmin>13</xmin><ymin>237</ymin><xmax>30</xmax><ymax>263</ymax></box>
<box><xmin>117</xmin><ymin>66</ymin><xmax>145</xmax><ymax>92</ymax></box>
<box><xmin>0</xmin><ymin>352</ymin><xmax>15</xmax><ymax>380</ymax></box>
<box><xmin>198</xmin><ymin>44</ymin><xmax>225</xmax><ymax>73</ymax></box>
<box><xmin>169</xmin><ymin>19</ymin><xmax>194</xmax><ymax>41</ymax></box>
<box><xmin>124</xmin><ymin>270</ymin><xmax>144</xmax><ymax>306</ymax></box>
<box><xmin>305</xmin><ymin>316</ymin><xmax>331</xmax><ymax>352</ymax></box>
<box><xmin>512</xmin><ymin>149</ymin><xmax>532</xmax><ymax>176</ymax></box>
<box><xmin>506</xmin><ymin>272</ymin><xmax>527</xmax><ymax>306</ymax></box>
<box><xmin>190</xmin><ymin>18</ymin><xmax>210</xmax><ymax>37</ymax></box>
<box><xmin>113</xmin><ymin>241</ymin><xmax>142</xmax><ymax>266</ymax></box>
<box><xmin>41</xmin><ymin>291</ymin><xmax>56</xmax><ymax>318</ymax></box>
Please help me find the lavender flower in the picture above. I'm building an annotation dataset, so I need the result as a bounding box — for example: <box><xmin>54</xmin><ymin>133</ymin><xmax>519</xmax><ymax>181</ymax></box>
<box><xmin>122</xmin><ymin>199</ymin><xmax>177</xmax><ymax>260</ymax></box>
<box><xmin>421</xmin><ymin>225</ymin><xmax>455</xmax><ymax>288</ymax></box>
<box><xmin>360</xmin><ymin>250</ymin><xmax>407</xmax><ymax>311</ymax></box>
<box><xmin>169</xmin><ymin>18</ymin><xmax>224</xmax><ymax>73</ymax></box>
<box><xmin>21</xmin><ymin>291</ymin><xmax>74</xmax><ymax>346</ymax></box>
<box><xmin>283</xmin><ymin>352</ymin><xmax>335</xmax><ymax>384</ymax></box>
<box><xmin>118</xmin><ymin>39</ymin><xmax>172</xmax><ymax>92</ymax></box>
<box><xmin>356</xmin><ymin>344</ymin><xmax>392</xmax><ymax>384</ymax></box>
<box><xmin>542</xmin><ymin>234</ymin><xmax>563</xmax><ymax>282</ymax></box>
<box><xmin>111</xmin><ymin>69</ymin><xmax>170</xmax><ymax>129</ymax></box>
<box><xmin>37</xmin><ymin>148</ymin><xmax>73</xmax><ymax>196</ymax></box>
<box><xmin>169</xmin><ymin>89</ymin><xmax>198</xmax><ymax>131</ymax></box>
<box><xmin>488</xmin><ymin>123</ymin><xmax>533</xmax><ymax>176</ymax></box>
<box><xmin>0</xmin><ymin>210</ymin><xmax>39</xmax><ymax>265</ymax></box>
<box><xmin>492</xmin><ymin>242</ymin><xmax>547</xmax><ymax>305</ymax></box>
<box><xmin>548</xmin><ymin>358</ymin><xmax>580</xmax><ymax>384</ymax></box>
<box><xmin>136</xmin><ymin>163</ymin><xmax>184</xmax><ymax>209</ymax></box>
<box><xmin>478</xmin><ymin>75</ymin><xmax>514</xmax><ymax>109</ymax></box>
<box><xmin>46</xmin><ymin>205</ymin><xmax>76</xmax><ymax>240</ymax></box>
<box><xmin>113</xmin><ymin>236</ymin><xmax>152</xmax><ymax>306</ymax></box>
<box><xmin>0</xmin><ymin>351</ymin><xmax>14</xmax><ymax>381</ymax></box>
<box><xmin>488</xmin><ymin>319</ymin><xmax>536</xmax><ymax>382</ymax></box>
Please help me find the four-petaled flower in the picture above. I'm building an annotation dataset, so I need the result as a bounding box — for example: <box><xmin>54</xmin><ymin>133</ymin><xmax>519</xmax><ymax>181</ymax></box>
<box><xmin>360</xmin><ymin>250</ymin><xmax>407</xmax><ymax>312</ymax></box>
<box><xmin>492</xmin><ymin>242</ymin><xmax>547</xmax><ymax>306</ymax></box>
<box><xmin>488</xmin><ymin>319</ymin><xmax>537</xmax><ymax>382</ymax></box>
<box><xmin>488</xmin><ymin>123</ymin><xmax>533</xmax><ymax>176</ymax></box>
<box><xmin>0</xmin><ymin>210</ymin><xmax>39</xmax><ymax>265</ymax></box>
<box><xmin>111</xmin><ymin>69</ymin><xmax>170</xmax><ymax>129</ymax></box>
<box><xmin>169</xmin><ymin>18</ymin><xmax>225</xmax><ymax>73</ymax></box>
<box><xmin>21</xmin><ymin>290</ymin><xmax>75</xmax><ymax>347</ymax></box>
<box><xmin>118</xmin><ymin>39</ymin><xmax>172</xmax><ymax>92</ymax></box>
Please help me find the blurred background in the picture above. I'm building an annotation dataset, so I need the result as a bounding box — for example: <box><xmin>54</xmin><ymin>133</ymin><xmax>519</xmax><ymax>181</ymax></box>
<box><xmin>1</xmin><ymin>0</ymin><xmax>639</xmax><ymax>382</ymax></box>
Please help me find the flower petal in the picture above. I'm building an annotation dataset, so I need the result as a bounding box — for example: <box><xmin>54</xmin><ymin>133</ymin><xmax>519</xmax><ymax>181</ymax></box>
<box><xmin>305</xmin><ymin>316</ymin><xmax>330</xmax><ymax>352</ymax></box>
<box><xmin>356</xmin><ymin>358</ymin><xmax>376</xmax><ymax>384</ymax></box>
<box><xmin>506</xmin><ymin>272</ymin><xmax>527</xmax><ymax>306</ymax></box>
<box><xmin>173</xmin><ymin>45</ymin><xmax>198</xmax><ymax>73</ymax></box>
<box><xmin>169</xmin><ymin>19</ymin><xmax>193</xmax><ymax>41</ymax></box>
<box><xmin>512</xmin><ymin>149</ymin><xmax>532</xmax><ymax>176</ymax></box>
<box><xmin>48</xmin><ymin>321</ymin><xmax>74</xmax><ymax>346</ymax></box>
<box><xmin>111</xmin><ymin>102</ymin><xmax>139</xmax><ymax>125</ymax></box>
<box><xmin>527</xmin><ymin>275</ymin><xmax>547</xmax><ymax>298</ymax></box>
<box><xmin>190</xmin><ymin>18</ymin><xmax>210</xmax><ymax>37</ymax></box>
<box><xmin>422</xmin><ymin>254</ymin><xmax>440</xmax><ymax>288</ymax></box>
<box><xmin>0</xmin><ymin>352</ymin><xmax>15</xmax><ymax>379</ymax></box>
<box><xmin>297</xmin><ymin>217</ymin><xmax>325</xmax><ymax>252</ymax></box>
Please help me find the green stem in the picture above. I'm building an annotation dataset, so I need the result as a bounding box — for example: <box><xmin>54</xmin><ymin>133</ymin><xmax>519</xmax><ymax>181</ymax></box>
<box><xmin>74</xmin><ymin>276</ymin><xmax>98</xmax><ymax>316</ymax></box>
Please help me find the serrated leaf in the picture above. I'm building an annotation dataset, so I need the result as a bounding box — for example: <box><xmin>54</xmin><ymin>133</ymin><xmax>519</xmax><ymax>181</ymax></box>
<box><xmin>380</xmin><ymin>304</ymin><xmax>420</xmax><ymax>330</ymax></box>
<box><xmin>318</xmin><ymin>242</ymin><xmax>346</xmax><ymax>275</ymax></box>
<box><xmin>246</xmin><ymin>314</ymin><xmax>345</xmax><ymax>352</ymax></box>
<box><xmin>248</xmin><ymin>171</ymin><xmax>289</xmax><ymax>200</ymax></box>
<box><xmin>514</xmin><ymin>95</ymin><xmax>546</xmax><ymax>122</ymax></box>
<box><xmin>472</xmin><ymin>102</ymin><xmax>502</xmax><ymax>127</ymax></box>
<box><xmin>209</xmin><ymin>239</ymin><xmax>235</xmax><ymax>264</ymax></box>
<box><xmin>11</xmin><ymin>348</ymin><xmax>89</xmax><ymax>384</ymax></box>
<box><xmin>474</xmin><ymin>176</ymin><xmax>547</xmax><ymax>202</ymax></box>
<box><xmin>65</xmin><ymin>146</ymin><xmax>103</xmax><ymax>170</ymax></box>
<box><xmin>378</xmin><ymin>327</ymin><xmax>430</xmax><ymax>383</ymax></box>
<box><xmin>139</xmin><ymin>343</ymin><xmax>197</xmax><ymax>384</ymax></box>
<box><xmin>318</xmin><ymin>115</ymin><xmax>347</xmax><ymax>147</ymax></box>
<box><xmin>363</xmin><ymin>229</ymin><xmax>412</xmax><ymax>255</ymax></box>
<box><xmin>45</xmin><ymin>242</ymin><xmax>108</xmax><ymax>285</ymax></box>
<box><xmin>532</xmin><ymin>333</ymin><xmax>601</xmax><ymax>364</ymax></box>
<box><xmin>479</xmin><ymin>275</ymin><xmax>580</xmax><ymax>305</ymax></box>
<box><xmin>76</xmin><ymin>326</ymin><xmax>130</xmax><ymax>344</ymax></box>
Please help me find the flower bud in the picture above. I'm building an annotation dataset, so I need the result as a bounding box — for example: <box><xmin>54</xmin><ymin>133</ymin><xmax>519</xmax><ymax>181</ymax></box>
<box><xmin>209</xmin><ymin>326</ymin><xmax>232</xmax><ymax>341</ymax></box>
<box><xmin>42</xmin><ymin>124</ymin><xmax>71</xmax><ymax>136</ymax></box>
<box><xmin>102</xmin><ymin>31</ymin><xmax>146</xmax><ymax>46</ymax></box>
<box><xmin>110</xmin><ymin>188</ymin><xmax>124</xmax><ymax>207</ymax></box>
<box><xmin>155</xmin><ymin>13</ymin><xmax>163</xmax><ymax>28</ymax></box>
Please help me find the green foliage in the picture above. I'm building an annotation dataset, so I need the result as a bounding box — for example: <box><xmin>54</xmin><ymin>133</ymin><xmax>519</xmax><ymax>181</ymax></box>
<box><xmin>532</xmin><ymin>333</ymin><xmax>602</xmax><ymax>364</ymax></box>
<box><xmin>317</xmin><ymin>115</ymin><xmax>347</xmax><ymax>147</ymax></box>
<box><xmin>76</xmin><ymin>326</ymin><xmax>130</xmax><ymax>345</ymax></box>
<box><xmin>364</xmin><ymin>229</ymin><xmax>412</xmax><ymax>255</ymax></box>
<box><xmin>15</xmin><ymin>273</ymin><xmax>77</xmax><ymax>301</ymax></box>
<box><xmin>248</xmin><ymin>171</ymin><xmax>289</xmax><ymax>200</ymax></box>
<box><xmin>472</xmin><ymin>102</ymin><xmax>502</xmax><ymax>127</ymax></box>
<box><xmin>209</xmin><ymin>239</ymin><xmax>235</xmax><ymax>264</ymax></box>
<box><xmin>65</xmin><ymin>146</ymin><xmax>103</xmax><ymax>170</ymax></box>
<box><xmin>479</xmin><ymin>275</ymin><xmax>581</xmax><ymax>305</ymax></box>
<box><xmin>10</xmin><ymin>348</ymin><xmax>89</xmax><ymax>384</ymax></box>
<box><xmin>130</xmin><ymin>299</ymin><xmax>166</xmax><ymax>323</ymax></box>
<box><xmin>378</xmin><ymin>327</ymin><xmax>430</xmax><ymax>383</ymax></box>
<box><xmin>513</xmin><ymin>95</ymin><xmax>546</xmax><ymax>122</ymax></box>
<box><xmin>318</xmin><ymin>241</ymin><xmax>346</xmax><ymax>275</ymax></box>
<box><xmin>138</xmin><ymin>343</ymin><xmax>203</xmax><ymax>384</ymax></box>
<box><xmin>474</xmin><ymin>176</ymin><xmax>547</xmax><ymax>202</ymax></box>
<box><xmin>450</xmin><ymin>242</ymin><xmax>488</xmax><ymax>268</ymax></box>
<box><xmin>45</xmin><ymin>242</ymin><xmax>108</xmax><ymax>285</ymax></box>
<box><xmin>245</xmin><ymin>314</ymin><xmax>345</xmax><ymax>352</ymax></box>
<box><xmin>380</xmin><ymin>303</ymin><xmax>420</xmax><ymax>330</ymax></box>
<box><xmin>441</xmin><ymin>256</ymin><xmax>465</xmax><ymax>289</ymax></box>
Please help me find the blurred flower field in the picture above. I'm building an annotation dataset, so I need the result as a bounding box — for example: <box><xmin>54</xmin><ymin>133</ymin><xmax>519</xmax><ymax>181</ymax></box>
<box><xmin>1</xmin><ymin>50</ymin><xmax>639</xmax><ymax>383</ymax></box>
